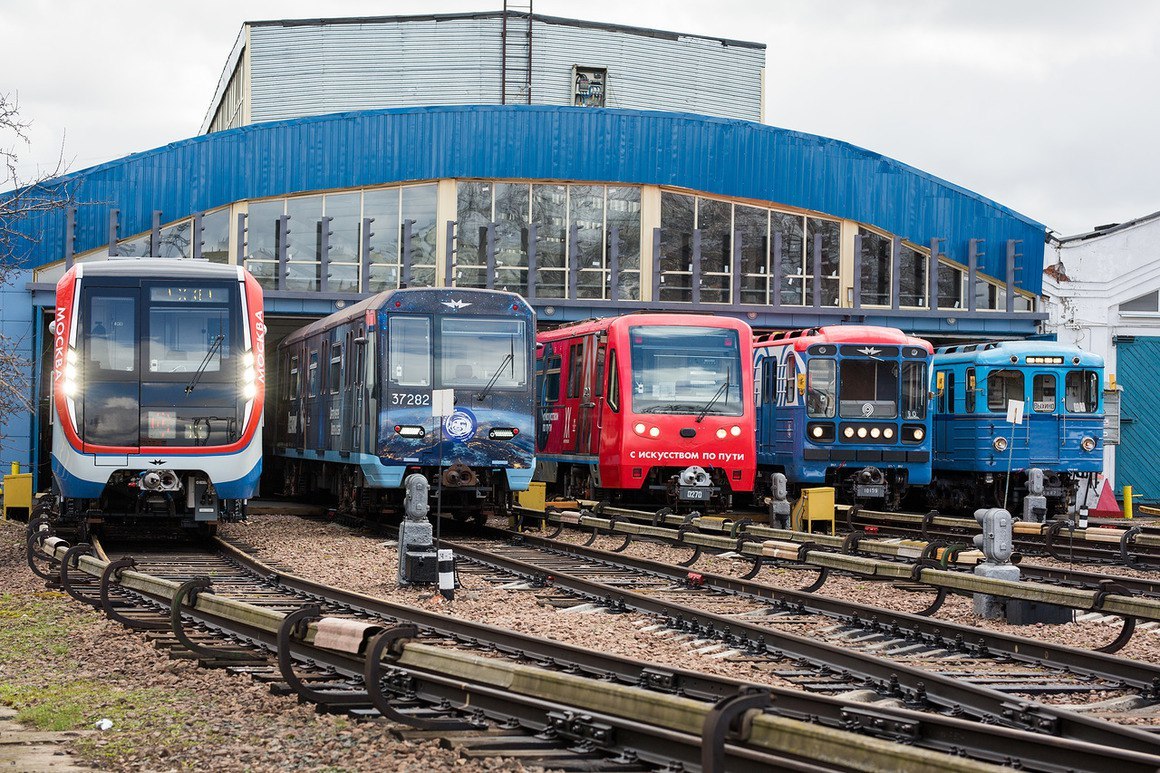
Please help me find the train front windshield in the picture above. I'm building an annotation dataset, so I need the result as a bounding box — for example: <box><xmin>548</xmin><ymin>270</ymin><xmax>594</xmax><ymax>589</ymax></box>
<box><xmin>807</xmin><ymin>357</ymin><xmax>927</xmax><ymax>421</ymax></box>
<box><xmin>629</xmin><ymin>326</ymin><xmax>743</xmax><ymax>416</ymax></box>
<box><xmin>386</xmin><ymin>316</ymin><xmax>529</xmax><ymax>391</ymax></box>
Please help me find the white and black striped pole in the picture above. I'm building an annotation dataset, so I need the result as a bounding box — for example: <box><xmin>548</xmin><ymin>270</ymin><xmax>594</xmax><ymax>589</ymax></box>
<box><xmin>437</xmin><ymin>548</ymin><xmax>455</xmax><ymax>601</ymax></box>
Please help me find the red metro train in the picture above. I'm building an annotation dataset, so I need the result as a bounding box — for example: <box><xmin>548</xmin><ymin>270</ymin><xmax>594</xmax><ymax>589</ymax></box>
<box><xmin>535</xmin><ymin>314</ymin><xmax>756</xmax><ymax>510</ymax></box>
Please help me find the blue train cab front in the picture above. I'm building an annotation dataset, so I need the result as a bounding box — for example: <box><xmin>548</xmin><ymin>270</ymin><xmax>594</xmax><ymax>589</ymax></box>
<box><xmin>930</xmin><ymin>341</ymin><xmax>1104</xmax><ymax>514</ymax></box>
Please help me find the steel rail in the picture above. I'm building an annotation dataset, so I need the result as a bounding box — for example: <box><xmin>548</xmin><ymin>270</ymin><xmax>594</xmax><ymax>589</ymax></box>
<box><xmin>436</xmin><ymin>532</ymin><xmax>1160</xmax><ymax>757</ymax></box>
<box><xmin>31</xmin><ymin>536</ymin><xmax>1019</xmax><ymax>773</ymax></box>
<box><xmin>212</xmin><ymin>538</ymin><xmax>1157</xmax><ymax>772</ymax></box>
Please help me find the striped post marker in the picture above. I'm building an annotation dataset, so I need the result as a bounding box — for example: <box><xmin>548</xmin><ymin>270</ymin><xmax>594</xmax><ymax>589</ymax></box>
<box><xmin>437</xmin><ymin>549</ymin><xmax>455</xmax><ymax>601</ymax></box>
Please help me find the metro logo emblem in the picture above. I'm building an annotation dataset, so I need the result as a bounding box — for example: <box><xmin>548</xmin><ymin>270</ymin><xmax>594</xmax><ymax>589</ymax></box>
<box><xmin>857</xmin><ymin>346</ymin><xmax>882</xmax><ymax>357</ymax></box>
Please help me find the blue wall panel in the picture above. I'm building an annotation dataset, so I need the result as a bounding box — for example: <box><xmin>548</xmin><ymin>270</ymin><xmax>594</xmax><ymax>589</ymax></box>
<box><xmin>2</xmin><ymin>105</ymin><xmax>1045</xmax><ymax>292</ymax></box>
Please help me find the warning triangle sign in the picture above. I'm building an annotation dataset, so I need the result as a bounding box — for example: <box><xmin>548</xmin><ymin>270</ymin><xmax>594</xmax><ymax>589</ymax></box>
<box><xmin>1090</xmin><ymin>478</ymin><xmax>1123</xmax><ymax>518</ymax></box>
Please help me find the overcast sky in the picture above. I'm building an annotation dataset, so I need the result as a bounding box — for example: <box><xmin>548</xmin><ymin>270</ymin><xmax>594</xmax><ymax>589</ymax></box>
<box><xmin>3</xmin><ymin>0</ymin><xmax>1157</xmax><ymax>236</ymax></box>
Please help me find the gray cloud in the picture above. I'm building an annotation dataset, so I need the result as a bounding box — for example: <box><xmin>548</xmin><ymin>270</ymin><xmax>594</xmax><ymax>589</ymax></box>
<box><xmin>3</xmin><ymin>0</ymin><xmax>1155</xmax><ymax>235</ymax></box>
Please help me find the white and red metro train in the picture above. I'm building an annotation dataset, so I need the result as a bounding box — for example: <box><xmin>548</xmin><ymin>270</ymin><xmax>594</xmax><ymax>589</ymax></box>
<box><xmin>50</xmin><ymin>258</ymin><xmax>265</xmax><ymax>535</ymax></box>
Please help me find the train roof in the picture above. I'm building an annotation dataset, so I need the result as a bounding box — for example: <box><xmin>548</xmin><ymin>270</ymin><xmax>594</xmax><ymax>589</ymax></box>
<box><xmin>281</xmin><ymin>286</ymin><xmax>530</xmax><ymax>347</ymax></box>
<box><xmin>753</xmin><ymin>325</ymin><xmax>933</xmax><ymax>353</ymax></box>
<box><xmin>68</xmin><ymin>257</ymin><xmax>245</xmax><ymax>281</ymax></box>
<box><xmin>933</xmin><ymin>340</ymin><xmax>1104</xmax><ymax>367</ymax></box>
<box><xmin>536</xmin><ymin>312</ymin><xmax>751</xmax><ymax>343</ymax></box>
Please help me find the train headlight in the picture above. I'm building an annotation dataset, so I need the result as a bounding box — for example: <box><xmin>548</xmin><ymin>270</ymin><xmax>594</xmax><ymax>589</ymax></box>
<box><xmin>812</xmin><ymin>426</ymin><xmax>824</xmax><ymax>438</ymax></box>
<box><xmin>240</xmin><ymin>350</ymin><xmax>258</xmax><ymax>401</ymax></box>
<box><xmin>649</xmin><ymin>426</ymin><xmax>661</xmax><ymax>438</ymax></box>
<box><xmin>1081</xmin><ymin>436</ymin><xmax>1096</xmax><ymax>452</ymax></box>
<box><xmin>730</xmin><ymin>425</ymin><xmax>742</xmax><ymax>437</ymax></box>
<box><xmin>62</xmin><ymin>379</ymin><xmax>78</xmax><ymax>397</ymax></box>
<box><xmin>870</xmin><ymin>427</ymin><xmax>881</xmax><ymax>439</ymax></box>
<box><xmin>993</xmin><ymin>436</ymin><xmax>1008</xmax><ymax>452</ymax></box>
<box><xmin>912</xmin><ymin>427</ymin><xmax>924</xmax><ymax>441</ymax></box>
<box><xmin>716</xmin><ymin>428</ymin><xmax>728</xmax><ymax>440</ymax></box>
<box><xmin>857</xmin><ymin>427</ymin><xmax>868</xmax><ymax>438</ymax></box>
<box><xmin>634</xmin><ymin>422</ymin><xmax>646</xmax><ymax>435</ymax></box>
<box><xmin>843</xmin><ymin>427</ymin><xmax>855</xmax><ymax>438</ymax></box>
<box><xmin>883</xmin><ymin>428</ymin><xmax>895</xmax><ymax>439</ymax></box>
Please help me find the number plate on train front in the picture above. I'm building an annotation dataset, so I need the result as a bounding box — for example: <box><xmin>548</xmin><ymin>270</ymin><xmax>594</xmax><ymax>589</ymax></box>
<box><xmin>679</xmin><ymin>486</ymin><xmax>709</xmax><ymax>501</ymax></box>
<box><xmin>856</xmin><ymin>484</ymin><xmax>886</xmax><ymax>498</ymax></box>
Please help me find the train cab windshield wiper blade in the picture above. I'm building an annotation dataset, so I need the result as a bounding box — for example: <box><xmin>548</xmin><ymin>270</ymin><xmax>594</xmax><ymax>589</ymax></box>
<box><xmin>696</xmin><ymin>374</ymin><xmax>730</xmax><ymax>423</ymax></box>
<box><xmin>185</xmin><ymin>334</ymin><xmax>225</xmax><ymax>394</ymax></box>
<box><xmin>475</xmin><ymin>336</ymin><xmax>515</xmax><ymax>402</ymax></box>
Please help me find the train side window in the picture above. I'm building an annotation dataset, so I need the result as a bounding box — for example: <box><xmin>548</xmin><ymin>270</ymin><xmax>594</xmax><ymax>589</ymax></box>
<box><xmin>945</xmin><ymin>372</ymin><xmax>955</xmax><ymax>413</ymax></box>
<box><xmin>388</xmin><ymin>316</ymin><xmax>431</xmax><ymax>386</ymax></box>
<box><xmin>329</xmin><ymin>343</ymin><xmax>343</xmax><ymax>395</ymax></box>
<box><xmin>1032</xmin><ymin>374</ymin><xmax>1056</xmax><ymax>412</ymax></box>
<box><xmin>965</xmin><ymin>368</ymin><xmax>976</xmax><ymax>412</ymax></box>
<box><xmin>594</xmin><ymin>344</ymin><xmax>605</xmax><ymax>398</ymax></box>
<box><xmin>543</xmin><ymin>354</ymin><xmax>562</xmax><ymax>404</ymax></box>
<box><xmin>607</xmin><ymin>350</ymin><xmax>620</xmax><ymax>412</ymax></box>
<box><xmin>763</xmin><ymin>358</ymin><xmax>778</xmax><ymax>404</ymax></box>
<box><xmin>289</xmin><ymin>355</ymin><xmax>300</xmax><ymax>400</ymax></box>
<box><xmin>307</xmin><ymin>350</ymin><xmax>319</xmax><ymax>397</ymax></box>
<box><xmin>1065</xmin><ymin>370</ymin><xmax>1099</xmax><ymax>413</ymax></box>
<box><xmin>566</xmin><ymin>344</ymin><xmax>584</xmax><ymax>399</ymax></box>
<box><xmin>806</xmin><ymin>359</ymin><xmax>836</xmax><ymax>418</ymax></box>
<box><xmin>986</xmin><ymin>369</ymin><xmax>1023</xmax><ymax>412</ymax></box>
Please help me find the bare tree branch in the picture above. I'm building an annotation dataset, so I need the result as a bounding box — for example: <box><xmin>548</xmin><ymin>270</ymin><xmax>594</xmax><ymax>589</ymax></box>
<box><xmin>0</xmin><ymin>91</ymin><xmax>72</xmax><ymax>453</ymax></box>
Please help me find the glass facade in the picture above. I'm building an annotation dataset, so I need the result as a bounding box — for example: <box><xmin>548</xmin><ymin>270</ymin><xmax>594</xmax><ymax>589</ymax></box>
<box><xmin>47</xmin><ymin>179</ymin><xmax>1035</xmax><ymax>313</ymax></box>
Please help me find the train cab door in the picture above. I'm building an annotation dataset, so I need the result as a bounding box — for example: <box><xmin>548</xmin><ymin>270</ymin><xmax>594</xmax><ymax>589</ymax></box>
<box><xmin>1029</xmin><ymin>372</ymin><xmax>1061</xmax><ymax>464</ymax></box>
<box><xmin>576</xmin><ymin>334</ymin><xmax>601</xmax><ymax>456</ymax></box>
<box><xmin>345</xmin><ymin>324</ymin><xmax>366</xmax><ymax>454</ymax></box>
<box><xmin>757</xmin><ymin>353</ymin><xmax>779</xmax><ymax>458</ymax></box>
<box><xmin>79</xmin><ymin>283</ymin><xmax>141</xmax><ymax>455</ymax></box>
<box><xmin>561</xmin><ymin>340</ymin><xmax>585</xmax><ymax>453</ymax></box>
<box><xmin>302</xmin><ymin>347</ymin><xmax>318</xmax><ymax>453</ymax></box>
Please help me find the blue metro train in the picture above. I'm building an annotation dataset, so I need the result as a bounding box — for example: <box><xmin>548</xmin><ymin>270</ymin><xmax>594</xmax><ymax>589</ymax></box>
<box><xmin>928</xmin><ymin>341</ymin><xmax>1104</xmax><ymax>517</ymax></box>
<box><xmin>753</xmin><ymin>326</ymin><xmax>934</xmax><ymax>511</ymax></box>
<box><xmin>275</xmin><ymin>287</ymin><xmax>536</xmax><ymax>522</ymax></box>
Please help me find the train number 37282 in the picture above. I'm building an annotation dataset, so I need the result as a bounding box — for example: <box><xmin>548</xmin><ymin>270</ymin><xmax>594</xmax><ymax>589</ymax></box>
<box><xmin>390</xmin><ymin>392</ymin><xmax>432</xmax><ymax>406</ymax></box>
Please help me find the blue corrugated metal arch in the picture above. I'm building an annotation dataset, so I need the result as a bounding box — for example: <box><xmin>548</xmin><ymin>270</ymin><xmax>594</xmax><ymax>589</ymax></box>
<box><xmin>4</xmin><ymin>104</ymin><xmax>1046</xmax><ymax>293</ymax></box>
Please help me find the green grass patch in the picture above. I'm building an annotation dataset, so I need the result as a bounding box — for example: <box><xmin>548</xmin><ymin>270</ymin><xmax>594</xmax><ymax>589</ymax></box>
<box><xmin>0</xmin><ymin>589</ymin><xmax>217</xmax><ymax>765</ymax></box>
<box><xmin>0</xmin><ymin>591</ymin><xmax>76</xmax><ymax>662</ymax></box>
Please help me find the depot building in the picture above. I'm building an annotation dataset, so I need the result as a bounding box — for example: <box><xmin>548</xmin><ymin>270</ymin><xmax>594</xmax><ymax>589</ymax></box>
<box><xmin>2</xmin><ymin>11</ymin><xmax>1047</xmax><ymax>487</ymax></box>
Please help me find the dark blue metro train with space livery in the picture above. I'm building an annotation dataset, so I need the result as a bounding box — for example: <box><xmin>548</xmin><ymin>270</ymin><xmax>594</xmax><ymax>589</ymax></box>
<box><xmin>928</xmin><ymin>341</ymin><xmax>1104</xmax><ymax>518</ymax></box>
<box><xmin>275</xmin><ymin>288</ymin><xmax>536</xmax><ymax>522</ymax></box>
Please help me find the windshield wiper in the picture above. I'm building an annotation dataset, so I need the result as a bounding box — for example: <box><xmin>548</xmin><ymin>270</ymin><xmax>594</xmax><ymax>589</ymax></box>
<box><xmin>696</xmin><ymin>373</ymin><xmax>731</xmax><ymax>423</ymax></box>
<box><xmin>185</xmin><ymin>334</ymin><xmax>225</xmax><ymax>394</ymax></box>
<box><xmin>475</xmin><ymin>335</ymin><xmax>516</xmax><ymax>401</ymax></box>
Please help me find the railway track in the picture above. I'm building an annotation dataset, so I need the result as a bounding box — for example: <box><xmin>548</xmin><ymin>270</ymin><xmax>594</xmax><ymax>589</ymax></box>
<box><xmin>519</xmin><ymin>503</ymin><xmax>1160</xmax><ymax>630</ymax></box>
<box><xmin>24</xmin><ymin>521</ymin><xmax>1160</xmax><ymax>772</ymax></box>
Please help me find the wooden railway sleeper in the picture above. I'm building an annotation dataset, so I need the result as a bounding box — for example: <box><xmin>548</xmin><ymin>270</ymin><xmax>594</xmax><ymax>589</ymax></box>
<box><xmin>276</xmin><ymin>605</ymin><xmax>372</xmax><ymax>708</ymax></box>
<box><xmin>59</xmin><ymin>543</ymin><xmax>101</xmax><ymax>608</ymax></box>
<box><xmin>1091</xmin><ymin>581</ymin><xmax>1138</xmax><ymax>655</ymax></box>
<box><xmin>700</xmin><ymin>685</ymin><xmax>772</xmax><ymax>773</ymax></box>
<box><xmin>100</xmin><ymin>557</ymin><xmax>168</xmax><ymax>630</ymax></box>
<box><xmin>363</xmin><ymin>625</ymin><xmax>485</xmax><ymax>730</ymax></box>
<box><xmin>1120</xmin><ymin>527</ymin><xmax>1143</xmax><ymax>569</ymax></box>
<box><xmin>171</xmin><ymin>578</ymin><xmax>254</xmax><ymax>661</ymax></box>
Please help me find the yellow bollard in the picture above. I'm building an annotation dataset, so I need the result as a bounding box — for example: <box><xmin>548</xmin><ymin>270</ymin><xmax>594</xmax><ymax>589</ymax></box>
<box><xmin>9</xmin><ymin>461</ymin><xmax>17</xmax><ymax>476</ymax></box>
<box><xmin>1124</xmin><ymin>484</ymin><xmax>1134</xmax><ymax>520</ymax></box>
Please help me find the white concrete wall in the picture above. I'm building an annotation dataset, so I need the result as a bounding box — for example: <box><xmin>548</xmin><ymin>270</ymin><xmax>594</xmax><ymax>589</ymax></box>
<box><xmin>1041</xmin><ymin>213</ymin><xmax>1160</xmax><ymax>486</ymax></box>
